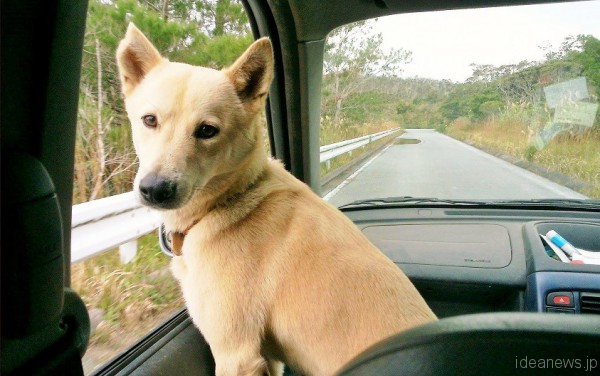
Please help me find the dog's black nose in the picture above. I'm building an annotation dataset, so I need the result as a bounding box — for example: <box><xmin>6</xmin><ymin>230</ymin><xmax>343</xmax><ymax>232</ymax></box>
<box><xmin>139</xmin><ymin>174</ymin><xmax>177</xmax><ymax>205</ymax></box>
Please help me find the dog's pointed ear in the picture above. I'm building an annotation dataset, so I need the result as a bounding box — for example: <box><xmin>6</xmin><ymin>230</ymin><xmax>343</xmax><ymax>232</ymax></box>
<box><xmin>224</xmin><ymin>38</ymin><xmax>274</xmax><ymax>111</ymax></box>
<box><xmin>116</xmin><ymin>23</ymin><xmax>163</xmax><ymax>96</ymax></box>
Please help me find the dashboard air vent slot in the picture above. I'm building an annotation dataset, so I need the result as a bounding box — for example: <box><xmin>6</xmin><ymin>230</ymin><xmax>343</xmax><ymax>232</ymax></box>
<box><xmin>580</xmin><ymin>292</ymin><xmax>600</xmax><ymax>314</ymax></box>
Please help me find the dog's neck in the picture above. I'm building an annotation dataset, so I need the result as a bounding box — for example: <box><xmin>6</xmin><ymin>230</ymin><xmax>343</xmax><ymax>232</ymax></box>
<box><xmin>162</xmin><ymin>143</ymin><xmax>269</xmax><ymax>234</ymax></box>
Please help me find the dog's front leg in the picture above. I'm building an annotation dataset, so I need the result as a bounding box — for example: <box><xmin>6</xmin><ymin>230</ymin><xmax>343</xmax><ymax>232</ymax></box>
<box><xmin>266</xmin><ymin>360</ymin><xmax>284</xmax><ymax>376</ymax></box>
<box><xmin>212</xmin><ymin>344</ymin><xmax>271</xmax><ymax>376</ymax></box>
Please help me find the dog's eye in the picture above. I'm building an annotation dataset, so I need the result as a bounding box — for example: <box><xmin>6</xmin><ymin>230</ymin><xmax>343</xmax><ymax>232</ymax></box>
<box><xmin>194</xmin><ymin>123</ymin><xmax>220</xmax><ymax>139</ymax></box>
<box><xmin>142</xmin><ymin>114</ymin><xmax>158</xmax><ymax>128</ymax></box>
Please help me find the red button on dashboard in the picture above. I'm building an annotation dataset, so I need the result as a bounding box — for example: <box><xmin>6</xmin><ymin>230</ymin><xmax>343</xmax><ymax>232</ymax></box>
<box><xmin>546</xmin><ymin>291</ymin><xmax>575</xmax><ymax>308</ymax></box>
<box><xmin>552</xmin><ymin>295</ymin><xmax>571</xmax><ymax>305</ymax></box>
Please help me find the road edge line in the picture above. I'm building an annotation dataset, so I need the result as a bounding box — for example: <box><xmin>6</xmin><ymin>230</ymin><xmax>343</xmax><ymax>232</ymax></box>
<box><xmin>323</xmin><ymin>143</ymin><xmax>394</xmax><ymax>202</ymax></box>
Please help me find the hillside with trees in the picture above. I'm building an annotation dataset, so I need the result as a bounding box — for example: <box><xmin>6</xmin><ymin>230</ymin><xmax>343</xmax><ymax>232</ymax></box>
<box><xmin>323</xmin><ymin>28</ymin><xmax>599</xmax><ymax>136</ymax></box>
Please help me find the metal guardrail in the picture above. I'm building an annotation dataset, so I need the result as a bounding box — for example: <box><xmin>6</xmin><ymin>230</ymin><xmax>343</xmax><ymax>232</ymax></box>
<box><xmin>319</xmin><ymin>128</ymin><xmax>399</xmax><ymax>164</ymax></box>
<box><xmin>71</xmin><ymin>128</ymin><xmax>400</xmax><ymax>263</ymax></box>
<box><xmin>71</xmin><ymin>192</ymin><xmax>161</xmax><ymax>263</ymax></box>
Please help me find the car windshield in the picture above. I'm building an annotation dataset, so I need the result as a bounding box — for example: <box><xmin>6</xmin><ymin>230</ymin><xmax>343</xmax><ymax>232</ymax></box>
<box><xmin>319</xmin><ymin>0</ymin><xmax>600</xmax><ymax>208</ymax></box>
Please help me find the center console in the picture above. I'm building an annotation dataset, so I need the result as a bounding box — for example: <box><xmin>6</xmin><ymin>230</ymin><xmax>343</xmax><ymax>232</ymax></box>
<box><xmin>342</xmin><ymin>206</ymin><xmax>600</xmax><ymax>318</ymax></box>
<box><xmin>524</xmin><ymin>221</ymin><xmax>600</xmax><ymax>314</ymax></box>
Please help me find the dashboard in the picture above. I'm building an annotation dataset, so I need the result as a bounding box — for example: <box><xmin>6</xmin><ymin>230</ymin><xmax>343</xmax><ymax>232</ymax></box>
<box><xmin>342</xmin><ymin>206</ymin><xmax>600</xmax><ymax>318</ymax></box>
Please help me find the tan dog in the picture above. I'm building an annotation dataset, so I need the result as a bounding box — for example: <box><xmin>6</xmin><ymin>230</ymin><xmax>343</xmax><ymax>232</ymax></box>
<box><xmin>117</xmin><ymin>23</ymin><xmax>436</xmax><ymax>376</ymax></box>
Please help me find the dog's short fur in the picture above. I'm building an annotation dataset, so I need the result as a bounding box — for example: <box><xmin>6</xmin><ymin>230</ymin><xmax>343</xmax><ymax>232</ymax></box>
<box><xmin>117</xmin><ymin>24</ymin><xmax>436</xmax><ymax>376</ymax></box>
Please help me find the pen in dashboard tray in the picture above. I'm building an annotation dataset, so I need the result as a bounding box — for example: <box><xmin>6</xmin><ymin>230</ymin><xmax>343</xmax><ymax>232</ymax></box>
<box><xmin>546</xmin><ymin>230</ymin><xmax>579</xmax><ymax>258</ymax></box>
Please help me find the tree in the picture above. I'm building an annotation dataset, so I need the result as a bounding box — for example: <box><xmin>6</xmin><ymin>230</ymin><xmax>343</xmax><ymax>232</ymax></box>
<box><xmin>321</xmin><ymin>20</ymin><xmax>412</xmax><ymax>128</ymax></box>
<box><xmin>572</xmin><ymin>35</ymin><xmax>600</xmax><ymax>100</ymax></box>
<box><xmin>142</xmin><ymin>0</ymin><xmax>249</xmax><ymax>36</ymax></box>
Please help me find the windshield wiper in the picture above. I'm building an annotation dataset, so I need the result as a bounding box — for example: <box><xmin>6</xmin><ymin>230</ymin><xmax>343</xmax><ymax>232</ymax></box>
<box><xmin>491</xmin><ymin>198</ymin><xmax>600</xmax><ymax>209</ymax></box>
<box><xmin>337</xmin><ymin>196</ymin><xmax>485</xmax><ymax>209</ymax></box>
<box><xmin>337</xmin><ymin>196</ymin><xmax>600</xmax><ymax>210</ymax></box>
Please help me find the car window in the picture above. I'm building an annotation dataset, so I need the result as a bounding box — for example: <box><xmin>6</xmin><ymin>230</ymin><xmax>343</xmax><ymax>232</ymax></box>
<box><xmin>69</xmin><ymin>0</ymin><xmax>257</xmax><ymax>373</ymax></box>
<box><xmin>320</xmin><ymin>1</ymin><xmax>599</xmax><ymax>207</ymax></box>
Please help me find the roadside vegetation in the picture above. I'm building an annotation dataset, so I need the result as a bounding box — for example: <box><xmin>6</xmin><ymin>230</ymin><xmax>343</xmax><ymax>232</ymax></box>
<box><xmin>444</xmin><ymin>35</ymin><xmax>600</xmax><ymax>198</ymax></box>
<box><xmin>449</xmin><ymin>115</ymin><xmax>600</xmax><ymax>198</ymax></box>
<box><xmin>72</xmin><ymin>233</ymin><xmax>181</xmax><ymax>372</ymax></box>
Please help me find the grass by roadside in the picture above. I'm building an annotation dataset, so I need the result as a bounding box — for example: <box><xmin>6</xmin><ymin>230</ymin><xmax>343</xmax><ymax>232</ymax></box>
<box><xmin>71</xmin><ymin>232</ymin><xmax>183</xmax><ymax>374</ymax></box>
<box><xmin>447</xmin><ymin>117</ymin><xmax>600</xmax><ymax>198</ymax></box>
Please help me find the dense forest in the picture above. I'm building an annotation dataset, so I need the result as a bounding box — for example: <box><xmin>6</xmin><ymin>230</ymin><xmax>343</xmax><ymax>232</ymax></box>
<box><xmin>75</xmin><ymin>1</ymin><xmax>599</xmax><ymax>203</ymax></box>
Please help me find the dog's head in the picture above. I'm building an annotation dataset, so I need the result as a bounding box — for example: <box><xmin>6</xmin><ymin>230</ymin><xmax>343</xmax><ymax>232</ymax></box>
<box><xmin>116</xmin><ymin>23</ymin><xmax>273</xmax><ymax>210</ymax></box>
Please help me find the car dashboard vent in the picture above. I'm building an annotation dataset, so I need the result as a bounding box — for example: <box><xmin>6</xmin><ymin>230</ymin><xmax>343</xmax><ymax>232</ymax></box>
<box><xmin>580</xmin><ymin>292</ymin><xmax>600</xmax><ymax>314</ymax></box>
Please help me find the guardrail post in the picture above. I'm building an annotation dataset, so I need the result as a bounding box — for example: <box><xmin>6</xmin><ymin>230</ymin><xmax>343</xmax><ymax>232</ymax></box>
<box><xmin>119</xmin><ymin>240</ymin><xmax>137</xmax><ymax>263</ymax></box>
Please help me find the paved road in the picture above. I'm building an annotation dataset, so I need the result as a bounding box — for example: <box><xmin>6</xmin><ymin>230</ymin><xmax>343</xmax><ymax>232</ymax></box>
<box><xmin>324</xmin><ymin>129</ymin><xmax>587</xmax><ymax>207</ymax></box>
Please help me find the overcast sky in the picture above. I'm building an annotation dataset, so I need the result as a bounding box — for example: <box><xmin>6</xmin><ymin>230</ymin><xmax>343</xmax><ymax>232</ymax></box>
<box><xmin>373</xmin><ymin>0</ymin><xmax>600</xmax><ymax>82</ymax></box>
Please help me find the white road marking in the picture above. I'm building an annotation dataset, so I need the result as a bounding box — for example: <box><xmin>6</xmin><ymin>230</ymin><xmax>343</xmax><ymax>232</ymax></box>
<box><xmin>323</xmin><ymin>143</ymin><xmax>395</xmax><ymax>201</ymax></box>
<box><xmin>437</xmin><ymin>132</ymin><xmax>588</xmax><ymax>199</ymax></box>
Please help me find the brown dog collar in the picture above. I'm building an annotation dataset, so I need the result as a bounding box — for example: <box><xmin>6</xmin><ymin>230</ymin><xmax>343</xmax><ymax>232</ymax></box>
<box><xmin>160</xmin><ymin>220</ymin><xmax>199</xmax><ymax>257</ymax></box>
<box><xmin>170</xmin><ymin>231</ymin><xmax>185</xmax><ymax>256</ymax></box>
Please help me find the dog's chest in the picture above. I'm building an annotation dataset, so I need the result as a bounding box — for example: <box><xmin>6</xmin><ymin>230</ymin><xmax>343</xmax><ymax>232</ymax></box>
<box><xmin>169</xmin><ymin>227</ymin><xmax>254</xmax><ymax>322</ymax></box>
<box><xmin>170</xmin><ymin>251</ymin><xmax>224</xmax><ymax>332</ymax></box>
